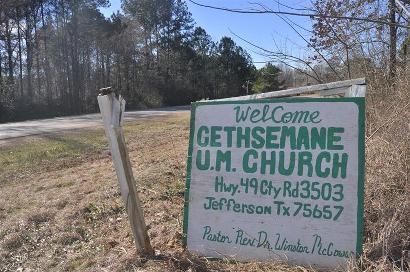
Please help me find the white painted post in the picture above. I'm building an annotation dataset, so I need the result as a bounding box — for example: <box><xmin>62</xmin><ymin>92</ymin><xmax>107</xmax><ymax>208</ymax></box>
<box><xmin>97</xmin><ymin>91</ymin><xmax>153</xmax><ymax>255</ymax></box>
<box><xmin>214</xmin><ymin>78</ymin><xmax>366</xmax><ymax>101</ymax></box>
<box><xmin>345</xmin><ymin>84</ymin><xmax>366</xmax><ymax>97</ymax></box>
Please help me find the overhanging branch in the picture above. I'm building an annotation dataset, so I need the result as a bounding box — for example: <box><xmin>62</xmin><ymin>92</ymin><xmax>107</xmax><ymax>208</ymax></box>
<box><xmin>188</xmin><ymin>0</ymin><xmax>410</xmax><ymax>29</ymax></box>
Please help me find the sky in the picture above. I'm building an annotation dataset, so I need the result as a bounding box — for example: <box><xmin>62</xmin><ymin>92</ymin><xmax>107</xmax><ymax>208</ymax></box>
<box><xmin>99</xmin><ymin>0</ymin><xmax>314</xmax><ymax>68</ymax></box>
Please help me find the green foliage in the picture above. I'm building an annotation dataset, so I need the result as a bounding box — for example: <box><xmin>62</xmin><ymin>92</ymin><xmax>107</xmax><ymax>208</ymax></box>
<box><xmin>253</xmin><ymin>63</ymin><xmax>283</xmax><ymax>93</ymax></box>
<box><xmin>119</xmin><ymin>0</ymin><xmax>255</xmax><ymax>104</ymax></box>
<box><xmin>215</xmin><ymin>37</ymin><xmax>255</xmax><ymax>98</ymax></box>
<box><xmin>0</xmin><ymin>0</ymin><xmax>256</xmax><ymax>121</ymax></box>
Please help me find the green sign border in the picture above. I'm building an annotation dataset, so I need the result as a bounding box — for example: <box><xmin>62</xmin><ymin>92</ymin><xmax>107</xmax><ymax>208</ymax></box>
<box><xmin>182</xmin><ymin>97</ymin><xmax>365</xmax><ymax>258</ymax></box>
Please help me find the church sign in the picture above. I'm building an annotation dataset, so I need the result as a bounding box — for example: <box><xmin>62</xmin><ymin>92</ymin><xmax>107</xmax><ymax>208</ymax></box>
<box><xmin>183</xmin><ymin>98</ymin><xmax>365</xmax><ymax>269</ymax></box>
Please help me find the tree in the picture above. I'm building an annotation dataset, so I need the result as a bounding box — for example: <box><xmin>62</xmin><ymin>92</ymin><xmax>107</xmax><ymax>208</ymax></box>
<box><xmin>215</xmin><ymin>37</ymin><xmax>255</xmax><ymax>98</ymax></box>
<box><xmin>311</xmin><ymin>0</ymin><xmax>409</xmax><ymax>80</ymax></box>
<box><xmin>0</xmin><ymin>0</ymin><xmax>259</xmax><ymax>122</ymax></box>
<box><xmin>253</xmin><ymin>63</ymin><xmax>283</xmax><ymax>93</ymax></box>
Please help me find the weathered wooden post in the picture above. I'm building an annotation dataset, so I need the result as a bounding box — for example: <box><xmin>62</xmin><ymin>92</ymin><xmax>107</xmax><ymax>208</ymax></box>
<box><xmin>97</xmin><ymin>88</ymin><xmax>153</xmax><ymax>255</ymax></box>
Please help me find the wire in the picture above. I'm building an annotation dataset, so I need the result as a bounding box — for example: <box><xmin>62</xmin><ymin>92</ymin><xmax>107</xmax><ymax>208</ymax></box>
<box><xmin>188</xmin><ymin>0</ymin><xmax>410</xmax><ymax>29</ymax></box>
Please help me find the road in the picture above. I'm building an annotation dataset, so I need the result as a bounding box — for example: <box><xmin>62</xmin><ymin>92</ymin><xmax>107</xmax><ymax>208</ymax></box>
<box><xmin>0</xmin><ymin>105</ymin><xmax>190</xmax><ymax>144</ymax></box>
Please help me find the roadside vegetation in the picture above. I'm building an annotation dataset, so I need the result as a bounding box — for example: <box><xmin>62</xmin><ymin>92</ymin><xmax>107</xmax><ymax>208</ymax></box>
<box><xmin>0</xmin><ymin>130</ymin><xmax>107</xmax><ymax>183</ymax></box>
<box><xmin>1</xmin><ymin>74</ymin><xmax>409</xmax><ymax>271</ymax></box>
<box><xmin>1</xmin><ymin>0</ymin><xmax>279</xmax><ymax>123</ymax></box>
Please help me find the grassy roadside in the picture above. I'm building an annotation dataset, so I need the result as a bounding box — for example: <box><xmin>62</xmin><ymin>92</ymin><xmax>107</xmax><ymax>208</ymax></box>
<box><xmin>0</xmin><ymin>114</ymin><xmax>309</xmax><ymax>272</ymax></box>
<box><xmin>0</xmin><ymin>105</ymin><xmax>408</xmax><ymax>271</ymax></box>
<box><xmin>0</xmin><ymin>130</ymin><xmax>108</xmax><ymax>183</ymax></box>
<box><xmin>0</xmin><ymin>115</ymin><xmax>182</xmax><ymax>183</ymax></box>
<box><xmin>0</xmin><ymin>114</ymin><xmax>187</xmax><ymax>271</ymax></box>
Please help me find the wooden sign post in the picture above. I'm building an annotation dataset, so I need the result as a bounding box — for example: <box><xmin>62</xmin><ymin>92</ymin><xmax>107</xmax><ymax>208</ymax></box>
<box><xmin>183</xmin><ymin>96</ymin><xmax>365</xmax><ymax>269</ymax></box>
<box><xmin>98</xmin><ymin>91</ymin><xmax>153</xmax><ymax>255</ymax></box>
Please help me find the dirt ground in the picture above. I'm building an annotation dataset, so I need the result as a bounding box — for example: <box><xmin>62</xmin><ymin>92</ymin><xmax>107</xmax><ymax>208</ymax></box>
<box><xmin>0</xmin><ymin>105</ymin><xmax>409</xmax><ymax>271</ymax></box>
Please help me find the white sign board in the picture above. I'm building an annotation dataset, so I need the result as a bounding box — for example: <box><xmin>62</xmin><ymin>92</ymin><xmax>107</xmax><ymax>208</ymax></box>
<box><xmin>183</xmin><ymin>98</ymin><xmax>365</xmax><ymax>269</ymax></box>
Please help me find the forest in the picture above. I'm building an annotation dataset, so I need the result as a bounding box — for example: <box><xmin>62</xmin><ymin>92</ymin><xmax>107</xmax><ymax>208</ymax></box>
<box><xmin>0</xmin><ymin>0</ymin><xmax>409</xmax><ymax>123</ymax></box>
<box><xmin>0</xmin><ymin>0</ymin><xmax>279</xmax><ymax>122</ymax></box>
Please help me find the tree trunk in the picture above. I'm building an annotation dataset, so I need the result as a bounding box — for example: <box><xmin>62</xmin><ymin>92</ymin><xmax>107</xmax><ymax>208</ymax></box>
<box><xmin>0</xmin><ymin>48</ymin><xmax>2</xmax><ymax>85</ymax></box>
<box><xmin>33</xmin><ymin>6</ymin><xmax>42</xmax><ymax>100</ymax></box>
<box><xmin>5</xmin><ymin>18</ymin><xmax>14</xmax><ymax>83</ymax></box>
<box><xmin>16</xmin><ymin>8</ymin><xmax>24</xmax><ymax>98</ymax></box>
<box><xmin>25</xmin><ymin>8</ymin><xmax>34</xmax><ymax>99</ymax></box>
<box><xmin>106</xmin><ymin>54</ymin><xmax>111</xmax><ymax>86</ymax></box>
<box><xmin>70</xmin><ymin>0</ymin><xmax>82</xmax><ymax>114</ymax></box>
<box><xmin>41</xmin><ymin>2</ymin><xmax>52</xmax><ymax>105</ymax></box>
<box><xmin>389</xmin><ymin>0</ymin><xmax>397</xmax><ymax>80</ymax></box>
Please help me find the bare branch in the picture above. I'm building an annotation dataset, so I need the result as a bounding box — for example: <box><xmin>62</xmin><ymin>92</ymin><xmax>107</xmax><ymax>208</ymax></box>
<box><xmin>188</xmin><ymin>0</ymin><xmax>410</xmax><ymax>29</ymax></box>
<box><xmin>228</xmin><ymin>29</ymin><xmax>323</xmax><ymax>82</ymax></box>
<box><xmin>248</xmin><ymin>2</ymin><xmax>342</xmax><ymax>80</ymax></box>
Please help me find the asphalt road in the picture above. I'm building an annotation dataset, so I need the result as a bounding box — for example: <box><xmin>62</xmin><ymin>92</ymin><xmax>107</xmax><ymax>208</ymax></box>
<box><xmin>0</xmin><ymin>105</ymin><xmax>190</xmax><ymax>144</ymax></box>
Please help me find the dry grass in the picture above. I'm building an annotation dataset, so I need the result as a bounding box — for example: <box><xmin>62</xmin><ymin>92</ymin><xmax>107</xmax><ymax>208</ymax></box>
<box><xmin>0</xmin><ymin>79</ymin><xmax>409</xmax><ymax>272</ymax></box>
<box><xmin>0</xmin><ymin>114</ymin><xmax>313</xmax><ymax>272</ymax></box>
<box><xmin>353</xmin><ymin>74</ymin><xmax>410</xmax><ymax>272</ymax></box>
